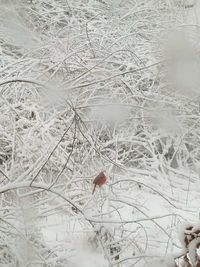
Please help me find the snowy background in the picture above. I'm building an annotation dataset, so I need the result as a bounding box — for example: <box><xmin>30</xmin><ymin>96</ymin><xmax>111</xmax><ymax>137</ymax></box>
<box><xmin>0</xmin><ymin>0</ymin><xmax>200</xmax><ymax>266</ymax></box>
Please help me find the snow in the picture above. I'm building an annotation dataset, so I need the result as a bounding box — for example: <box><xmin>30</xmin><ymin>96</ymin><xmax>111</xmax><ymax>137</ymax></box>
<box><xmin>0</xmin><ymin>0</ymin><xmax>200</xmax><ymax>266</ymax></box>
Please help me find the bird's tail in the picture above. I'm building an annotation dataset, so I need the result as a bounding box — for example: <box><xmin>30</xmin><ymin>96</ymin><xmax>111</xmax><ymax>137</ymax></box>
<box><xmin>92</xmin><ymin>184</ymin><xmax>96</xmax><ymax>194</ymax></box>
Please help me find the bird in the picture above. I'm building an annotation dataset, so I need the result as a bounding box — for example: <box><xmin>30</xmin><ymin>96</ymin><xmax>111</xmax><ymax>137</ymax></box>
<box><xmin>92</xmin><ymin>171</ymin><xmax>107</xmax><ymax>194</ymax></box>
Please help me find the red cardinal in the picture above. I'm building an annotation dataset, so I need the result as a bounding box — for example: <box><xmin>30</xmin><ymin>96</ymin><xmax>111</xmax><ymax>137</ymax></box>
<box><xmin>92</xmin><ymin>171</ymin><xmax>107</xmax><ymax>194</ymax></box>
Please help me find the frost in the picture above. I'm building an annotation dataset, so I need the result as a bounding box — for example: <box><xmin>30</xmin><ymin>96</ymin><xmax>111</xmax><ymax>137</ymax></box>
<box><xmin>0</xmin><ymin>0</ymin><xmax>200</xmax><ymax>267</ymax></box>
